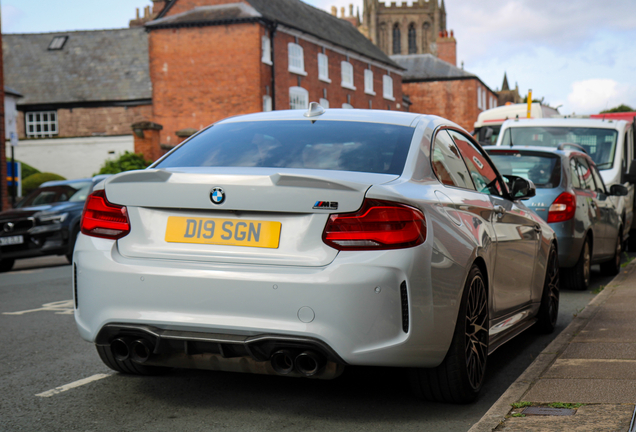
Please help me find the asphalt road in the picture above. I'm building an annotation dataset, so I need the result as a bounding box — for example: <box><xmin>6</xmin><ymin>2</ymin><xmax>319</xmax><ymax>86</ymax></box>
<box><xmin>1</xmin><ymin>254</ymin><xmax>632</xmax><ymax>432</ymax></box>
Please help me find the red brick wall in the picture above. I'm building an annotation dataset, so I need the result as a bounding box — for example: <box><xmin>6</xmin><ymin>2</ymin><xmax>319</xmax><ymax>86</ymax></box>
<box><xmin>149</xmin><ymin>23</ymin><xmax>263</xmax><ymax>147</ymax></box>
<box><xmin>16</xmin><ymin>105</ymin><xmax>152</xmax><ymax>139</ymax></box>
<box><xmin>272</xmin><ymin>31</ymin><xmax>403</xmax><ymax>111</ymax></box>
<box><xmin>404</xmin><ymin>78</ymin><xmax>497</xmax><ymax>131</ymax></box>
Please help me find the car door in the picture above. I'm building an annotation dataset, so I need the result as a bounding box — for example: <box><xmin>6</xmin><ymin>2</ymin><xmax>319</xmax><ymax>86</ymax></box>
<box><xmin>591</xmin><ymin>162</ymin><xmax>620</xmax><ymax>253</ymax></box>
<box><xmin>448</xmin><ymin>130</ymin><xmax>540</xmax><ymax>316</ymax></box>
<box><xmin>574</xmin><ymin>157</ymin><xmax>605</xmax><ymax>258</ymax></box>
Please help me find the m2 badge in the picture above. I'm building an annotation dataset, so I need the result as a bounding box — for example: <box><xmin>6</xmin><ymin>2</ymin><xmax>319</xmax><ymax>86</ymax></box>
<box><xmin>313</xmin><ymin>201</ymin><xmax>338</xmax><ymax>210</ymax></box>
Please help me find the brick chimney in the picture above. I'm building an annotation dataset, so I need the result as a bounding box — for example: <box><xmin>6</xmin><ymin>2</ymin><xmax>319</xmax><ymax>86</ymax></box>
<box><xmin>437</xmin><ymin>30</ymin><xmax>457</xmax><ymax>66</ymax></box>
<box><xmin>129</xmin><ymin>0</ymin><xmax>169</xmax><ymax>28</ymax></box>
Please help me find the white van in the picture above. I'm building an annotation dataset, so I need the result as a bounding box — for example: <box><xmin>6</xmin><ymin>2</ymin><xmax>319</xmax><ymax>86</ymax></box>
<box><xmin>495</xmin><ymin>117</ymin><xmax>636</xmax><ymax>247</ymax></box>
<box><xmin>473</xmin><ymin>103</ymin><xmax>560</xmax><ymax>146</ymax></box>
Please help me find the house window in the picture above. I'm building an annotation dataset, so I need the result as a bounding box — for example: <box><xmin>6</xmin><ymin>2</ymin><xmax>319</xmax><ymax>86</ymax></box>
<box><xmin>263</xmin><ymin>95</ymin><xmax>272</xmax><ymax>112</ymax></box>
<box><xmin>342</xmin><ymin>103</ymin><xmax>354</xmax><ymax>109</ymax></box>
<box><xmin>319</xmin><ymin>98</ymin><xmax>330</xmax><ymax>108</ymax></box>
<box><xmin>408</xmin><ymin>23</ymin><xmax>417</xmax><ymax>54</ymax></box>
<box><xmin>392</xmin><ymin>23</ymin><xmax>401</xmax><ymax>54</ymax></box>
<box><xmin>48</xmin><ymin>36</ymin><xmax>68</xmax><ymax>50</ymax></box>
<box><xmin>477</xmin><ymin>87</ymin><xmax>482</xmax><ymax>110</ymax></box>
<box><xmin>318</xmin><ymin>53</ymin><xmax>330</xmax><ymax>82</ymax></box>
<box><xmin>341</xmin><ymin>61</ymin><xmax>355</xmax><ymax>90</ymax></box>
<box><xmin>261</xmin><ymin>36</ymin><xmax>272</xmax><ymax>65</ymax></box>
<box><xmin>289</xmin><ymin>87</ymin><xmax>309</xmax><ymax>110</ymax></box>
<box><xmin>383</xmin><ymin>75</ymin><xmax>394</xmax><ymax>100</ymax></box>
<box><xmin>288</xmin><ymin>43</ymin><xmax>306</xmax><ymax>75</ymax></box>
<box><xmin>364</xmin><ymin>69</ymin><xmax>375</xmax><ymax>95</ymax></box>
<box><xmin>26</xmin><ymin>111</ymin><xmax>58</xmax><ymax>138</ymax></box>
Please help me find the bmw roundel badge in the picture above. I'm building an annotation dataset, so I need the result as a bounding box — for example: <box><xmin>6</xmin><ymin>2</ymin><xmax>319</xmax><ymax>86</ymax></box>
<box><xmin>210</xmin><ymin>187</ymin><xmax>225</xmax><ymax>205</ymax></box>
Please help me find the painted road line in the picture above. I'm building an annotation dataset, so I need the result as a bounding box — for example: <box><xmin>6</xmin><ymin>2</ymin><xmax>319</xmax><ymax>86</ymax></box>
<box><xmin>3</xmin><ymin>300</ymin><xmax>74</xmax><ymax>316</ymax></box>
<box><xmin>36</xmin><ymin>373</ymin><xmax>114</xmax><ymax>397</ymax></box>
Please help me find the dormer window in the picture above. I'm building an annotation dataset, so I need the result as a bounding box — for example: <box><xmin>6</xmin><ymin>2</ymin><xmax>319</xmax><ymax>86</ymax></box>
<box><xmin>48</xmin><ymin>36</ymin><xmax>68</xmax><ymax>50</ymax></box>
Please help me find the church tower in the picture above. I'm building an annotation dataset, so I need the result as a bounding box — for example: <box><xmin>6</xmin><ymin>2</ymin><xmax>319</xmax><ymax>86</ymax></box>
<box><xmin>361</xmin><ymin>0</ymin><xmax>448</xmax><ymax>58</ymax></box>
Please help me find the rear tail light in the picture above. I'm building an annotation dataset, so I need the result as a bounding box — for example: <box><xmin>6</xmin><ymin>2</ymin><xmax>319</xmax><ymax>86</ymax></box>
<box><xmin>547</xmin><ymin>192</ymin><xmax>576</xmax><ymax>223</ymax></box>
<box><xmin>81</xmin><ymin>190</ymin><xmax>130</xmax><ymax>240</ymax></box>
<box><xmin>323</xmin><ymin>199</ymin><xmax>426</xmax><ymax>251</ymax></box>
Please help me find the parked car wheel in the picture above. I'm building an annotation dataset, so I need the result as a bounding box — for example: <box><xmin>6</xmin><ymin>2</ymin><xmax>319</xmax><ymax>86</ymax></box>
<box><xmin>409</xmin><ymin>265</ymin><xmax>488</xmax><ymax>403</ymax></box>
<box><xmin>535</xmin><ymin>245</ymin><xmax>560</xmax><ymax>334</ymax></box>
<box><xmin>0</xmin><ymin>259</ymin><xmax>15</xmax><ymax>273</ymax></box>
<box><xmin>96</xmin><ymin>345</ymin><xmax>171</xmax><ymax>376</ymax></box>
<box><xmin>562</xmin><ymin>238</ymin><xmax>591</xmax><ymax>291</ymax></box>
<box><xmin>600</xmin><ymin>230</ymin><xmax>622</xmax><ymax>277</ymax></box>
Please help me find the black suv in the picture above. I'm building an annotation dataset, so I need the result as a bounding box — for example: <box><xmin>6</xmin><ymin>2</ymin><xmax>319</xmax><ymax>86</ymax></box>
<box><xmin>0</xmin><ymin>176</ymin><xmax>109</xmax><ymax>272</ymax></box>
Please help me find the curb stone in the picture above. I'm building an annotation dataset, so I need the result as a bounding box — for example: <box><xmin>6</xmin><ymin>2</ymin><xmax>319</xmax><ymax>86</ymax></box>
<box><xmin>468</xmin><ymin>259</ymin><xmax>636</xmax><ymax>432</ymax></box>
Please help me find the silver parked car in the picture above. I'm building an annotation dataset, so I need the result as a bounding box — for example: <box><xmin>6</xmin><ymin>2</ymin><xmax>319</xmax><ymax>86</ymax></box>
<box><xmin>74</xmin><ymin>106</ymin><xmax>558</xmax><ymax>403</ymax></box>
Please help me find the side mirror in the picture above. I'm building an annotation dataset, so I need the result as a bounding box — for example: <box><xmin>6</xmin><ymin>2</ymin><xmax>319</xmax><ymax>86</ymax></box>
<box><xmin>504</xmin><ymin>175</ymin><xmax>536</xmax><ymax>200</ymax></box>
<box><xmin>610</xmin><ymin>184</ymin><xmax>629</xmax><ymax>196</ymax></box>
<box><xmin>625</xmin><ymin>159</ymin><xmax>636</xmax><ymax>184</ymax></box>
<box><xmin>484</xmin><ymin>127</ymin><xmax>494</xmax><ymax>140</ymax></box>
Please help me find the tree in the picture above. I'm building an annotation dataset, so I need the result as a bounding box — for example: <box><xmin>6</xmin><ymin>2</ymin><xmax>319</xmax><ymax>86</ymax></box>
<box><xmin>600</xmin><ymin>104</ymin><xmax>634</xmax><ymax>114</ymax></box>
<box><xmin>96</xmin><ymin>151</ymin><xmax>153</xmax><ymax>175</ymax></box>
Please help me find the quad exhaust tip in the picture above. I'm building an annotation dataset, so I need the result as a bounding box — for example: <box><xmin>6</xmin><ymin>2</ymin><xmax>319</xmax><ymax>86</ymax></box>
<box><xmin>295</xmin><ymin>351</ymin><xmax>325</xmax><ymax>377</ymax></box>
<box><xmin>271</xmin><ymin>350</ymin><xmax>295</xmax><ymax>375</ymax></box>
<box><xmin>130</xmin><ymin>339</ymin><xmax>154</xmax><ymax>364</ymax></box>
<box><xmin>111</xmin><ymin>338</ymin><xmax>131</xmax><ymax>361</ymax></box>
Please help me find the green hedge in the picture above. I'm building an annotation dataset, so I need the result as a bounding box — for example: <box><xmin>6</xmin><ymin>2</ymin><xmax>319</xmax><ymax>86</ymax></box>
<box><xmin>17</xmin><ymin>161</ymin><xmax>41</xmax><ymax>179</ymax></box>
<box><xmin>96</xmin><ymin>151</ymin><xmax>153</xmax><ymax>175</ymax></box>
<box><xmin>22</xmin><ymin>173</ymin><xmax>66</xmax><ymax>196</ymax></box>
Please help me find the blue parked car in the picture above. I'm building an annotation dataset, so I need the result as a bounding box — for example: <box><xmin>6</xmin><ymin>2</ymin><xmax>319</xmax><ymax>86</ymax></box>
<box><xmin>486</xmin><ymin>144</ymin><xmax>628</xmax><ymax>290</ymax></box>
<box><xmin>0</xmin><ymin>175</ymin><xmax>110</xmax><ymax>272</ymax></box>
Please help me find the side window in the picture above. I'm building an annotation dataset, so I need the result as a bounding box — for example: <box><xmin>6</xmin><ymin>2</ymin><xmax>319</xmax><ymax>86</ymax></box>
<box><xmin>448</xmin><ymin>130</ymin><xmax>503</xmax><ymax>196</ymax></box>
<box><xmin>431</xmin><ymin>131</ymin><xmax>475</xmax><ymax>190</ymax></box>
<box><xmin>590</xmin><ymin>165</ymin><xmax>607</xmax><ymax>194</ymax></box>
<box><xmin>576</xmin><ymin>157</ymin><xmax>596</xmax><ymax>192</ymax></box>
<box><xmin>569</xmin><ymin>158</ymin><xmax>581</xmax><ymax>189</ymax></box>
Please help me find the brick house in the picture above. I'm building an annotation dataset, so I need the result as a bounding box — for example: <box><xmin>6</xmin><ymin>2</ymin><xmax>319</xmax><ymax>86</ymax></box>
<box><xmin>138</xmin><ymin>0</ymin><xmax>405</xmax><ymax>157</ymax></box>
<box><xmin>392</xmin><ymin>53</ymin><xmax>498</xmax><ymax>132</ymax></box>
<box><xmin>2</xmin><ymin>28</ymin><xmax>153</xmax><ymax>179</ymax></box>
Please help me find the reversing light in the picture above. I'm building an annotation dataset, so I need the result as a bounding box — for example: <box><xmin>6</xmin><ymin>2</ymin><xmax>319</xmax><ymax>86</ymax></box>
<box><xmin>547</xmin><ymin>192</ymin><xmax>576</xmax><ymax>223</ymax></box>
<box><xmin>80</xmin><ymin>190</ymin><xmax>130</xmax><ymax>240</ymax></box>
<box><xmin>322</xmin><ymin>199</ymin><xmax>426</xmax><ymax>251</ymax></box>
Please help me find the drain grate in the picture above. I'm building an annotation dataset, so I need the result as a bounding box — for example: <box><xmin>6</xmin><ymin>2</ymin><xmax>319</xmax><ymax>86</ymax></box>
<box><xmin>523</xmin><ymin>407</ymin><xmax>576</xmax><ymax>416</ymax></box>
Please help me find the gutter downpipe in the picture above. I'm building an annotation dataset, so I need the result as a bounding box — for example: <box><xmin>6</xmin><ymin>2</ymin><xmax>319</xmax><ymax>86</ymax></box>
<box><xmin>269</xmin><ymin>21</ymin><xmax>278</xmax><ymax>111</ymax></box>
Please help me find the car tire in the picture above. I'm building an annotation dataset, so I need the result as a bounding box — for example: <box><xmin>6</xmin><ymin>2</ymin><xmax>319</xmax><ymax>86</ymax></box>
<box><xmin>96</xmin><ymin>345</ymin><xmax>171</xmax><ymax>376</ymax></box>
<box><xmin>535</xmin><ymin>244</ymin><xmax>560</xmax><ymax>334</ymax></box>
<box><xmin>66</xmin><ymin>226</ymin><xmax>79</xmax><ymax>264</ymax></box>
<box><xmin>628</xmin><ymin>232</ymin><xmax>636</xmax><ymax>252</ymax></box>
<box><xmin>0</xmin><ymin>259</ymin><xmax>15</xmax><ymax>273</ymax></box>
<box><xmin>409</xmin><ymin>265</ymin><xmax>488</xmax><ymax>404</ymax></box>
<box><xmin>562</xmin><ymin>237</ymin><xmax>591</xmax><ymax>291</ymax></box>
<box><xmin>600</xmin><ymin>231</ymin><xmax>622</xmax><ymax>277</ymax></box>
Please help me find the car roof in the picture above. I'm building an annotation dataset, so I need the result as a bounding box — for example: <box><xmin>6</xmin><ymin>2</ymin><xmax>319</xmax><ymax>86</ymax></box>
<box><xmin>217</xmin><ymin>108</ymin><xmax>427</xmax><ymax>128</ymax></box>
<box><xmin>501</xmin><ymin>117</ymin><xmax>627</xmax><ymax>130</ymax></box>
<box><xmin>40</xmin><ymin>178</ymin><xmax>93</xmax><ymax>187</ymax></box>
<box><xmin>485</xmin><ymin>145</ymin><xmax>594</xmax><ymax>163</ymax></box>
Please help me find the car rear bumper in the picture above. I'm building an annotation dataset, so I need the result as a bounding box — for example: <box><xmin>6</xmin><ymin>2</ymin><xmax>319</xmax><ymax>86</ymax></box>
<box><xmin>73</xmin><ymin>233</ymin><xmax>455</xmax><ymax>368</ymax></box>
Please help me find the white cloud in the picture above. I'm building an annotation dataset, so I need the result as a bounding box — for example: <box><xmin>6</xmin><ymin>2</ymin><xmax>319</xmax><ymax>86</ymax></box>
<box><xmin>566</xmin><ymin>79</ymin><xmax>636</xmax><ymax>114</ymax></box>
<box><xmin>1</xmin><ymin>5</ymin><xmax>25</xmax><ymax>32</ymax></box>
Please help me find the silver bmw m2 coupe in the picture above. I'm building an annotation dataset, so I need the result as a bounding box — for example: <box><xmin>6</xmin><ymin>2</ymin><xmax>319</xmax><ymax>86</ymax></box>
<box><xmin>74</xmin><ymin>106</ymin><xmax>559</xmax><ymax>403</ymax></box>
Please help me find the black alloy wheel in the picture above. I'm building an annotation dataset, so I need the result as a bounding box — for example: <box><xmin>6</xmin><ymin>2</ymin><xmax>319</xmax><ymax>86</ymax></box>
<box><xmin>536</xmin><ymin>245</ymin><xmax>560</xmax><ymax>334</ymax></box>
<box><xmin>563</xmin><ymin>237</ymin><xmax>591</xmax><ymax>291</ymax></box>
<box><xmin>600</xmin><ymin>231</ymin><xmax>622</xmax><ymax>276</ymax></box>
<box><xmin>464</xmin><ymin>273</ymin><xmax>489</xmax><ymax>390</ymax></box>
<box><xmin>409</xmin><ymin>265</ymin><xmax>489</xmax><ymax>403</ymax></box>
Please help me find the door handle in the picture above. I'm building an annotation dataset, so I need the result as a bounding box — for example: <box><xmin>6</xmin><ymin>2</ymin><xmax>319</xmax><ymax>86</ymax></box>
<box><xmin>494</xmin><ymin>205</ymin><xmax>505</xmax><ymax>219</ymax></box>
<box><xmin>534</xmin><ymin>224</ymin><xmax>542</xmax><ymax>233</ymax></box>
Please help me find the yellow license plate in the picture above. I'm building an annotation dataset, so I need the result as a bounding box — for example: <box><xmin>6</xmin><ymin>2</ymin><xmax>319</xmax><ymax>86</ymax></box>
<box><xmin>165</xmin><ymin>217</ymin><xmax>281</xmax><ymax>248</ymax></box>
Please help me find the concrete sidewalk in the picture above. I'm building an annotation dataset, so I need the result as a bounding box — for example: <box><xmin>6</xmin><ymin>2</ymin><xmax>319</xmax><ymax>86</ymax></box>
<box><xmin>470</xmin><ymin>259</ymin><xmax>636</xmax><ymax>432</ymax></box>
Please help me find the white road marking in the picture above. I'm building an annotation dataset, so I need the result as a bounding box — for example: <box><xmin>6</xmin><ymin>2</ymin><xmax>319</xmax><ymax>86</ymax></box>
<box><xmin>35</xmin><ymin>373</ymin><xmax>114</xmax><ymax>397</ymax></box>
<box><xmin>3</xmin><ymin>300</ymin><xmax>74</xmax><ymax>316</ymax></box>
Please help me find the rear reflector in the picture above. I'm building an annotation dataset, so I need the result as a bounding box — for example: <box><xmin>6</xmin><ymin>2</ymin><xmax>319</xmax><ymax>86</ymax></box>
<box><xmin>81</xmin><ymin>190</ymin><xmax>130</xmax><ymax>240</ymax></box>
<box><xmin>323</xmin><ymin>199</ymin><xmax>426</xmax><ymax>251</ymax></box>
<box><xmin>547</xmin><ymin>192</ymin><xmax>576</xmax><ymax>223</ymax></box>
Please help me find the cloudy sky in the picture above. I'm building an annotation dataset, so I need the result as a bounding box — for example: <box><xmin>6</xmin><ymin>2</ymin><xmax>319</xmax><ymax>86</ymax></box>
<box><xmin>3</xmin><ymin>0</ymin><xmax>636</xmax><ymax>115</ymax></box>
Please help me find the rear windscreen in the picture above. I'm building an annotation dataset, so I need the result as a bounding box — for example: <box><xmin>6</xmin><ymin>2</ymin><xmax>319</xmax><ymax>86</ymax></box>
<box><xmin>489</xmin><ymin>153</ymin><xmax>561</xmax><ymax>188</ymax></box>
<box><xmin>155</xmin><ymin>120</ymin><xmax>415</xmax><ymax>175</ymax></box>
<box><xmin>500</xmin><ymin>127</ymin><xmax>617</xmax><ymax>170</ymax></box>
